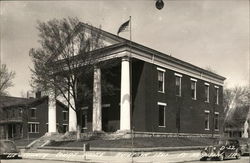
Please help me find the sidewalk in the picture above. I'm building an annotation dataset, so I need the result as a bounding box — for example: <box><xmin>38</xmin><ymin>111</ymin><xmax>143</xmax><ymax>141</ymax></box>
<box><xmin>20</xmin><ymin>148</ymin><xmax>202</xmax><ymax>163</ymax></box>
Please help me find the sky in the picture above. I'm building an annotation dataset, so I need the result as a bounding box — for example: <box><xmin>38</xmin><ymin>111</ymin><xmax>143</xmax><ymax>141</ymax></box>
<box><xmin>0</xmin><ymin>0</ymin><xmax>249</xmax><ymax>97</ymax></box>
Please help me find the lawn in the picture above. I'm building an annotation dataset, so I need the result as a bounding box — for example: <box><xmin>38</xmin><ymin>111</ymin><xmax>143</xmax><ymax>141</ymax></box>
<box><xmin>47</xmin><ymin>137</ymin><xmax>218</xmax><ymax>148</ymax></box>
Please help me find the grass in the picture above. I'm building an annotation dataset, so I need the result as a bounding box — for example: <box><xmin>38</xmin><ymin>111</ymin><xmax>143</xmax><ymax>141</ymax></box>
<box><xmin>13</xmin><ymin>138</ymin><xmax>37</xmax><ymax>147</ymax></box>
<box><xmin>48</xmin><ymin>137</ymin><xmax>218</xmax><ymax>148</ymax></box>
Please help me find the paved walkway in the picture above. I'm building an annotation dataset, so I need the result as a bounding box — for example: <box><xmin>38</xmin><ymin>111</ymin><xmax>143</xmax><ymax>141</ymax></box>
<box><xmin>21</xmin><ymin>149</ymin><xmax>201</xmax><ymax>163</ymax></box>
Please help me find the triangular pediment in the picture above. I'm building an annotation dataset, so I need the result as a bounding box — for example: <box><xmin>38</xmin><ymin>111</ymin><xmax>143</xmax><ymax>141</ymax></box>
<box><xmin>78</xmin><ymin>22</ymin><xmax>126</xmax><ymax>46</ymax></box>
<box><xmin>52</xmin><ymin>22</ymin><xmax>126</xmax><ymax>61</ymax></box>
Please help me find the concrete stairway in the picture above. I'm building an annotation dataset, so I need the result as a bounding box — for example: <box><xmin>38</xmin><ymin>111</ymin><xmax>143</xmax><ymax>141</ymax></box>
<box><xmin>26</xmin><ymin>133</ymin><xmax>64</xmax><ymax>149</ymax></box>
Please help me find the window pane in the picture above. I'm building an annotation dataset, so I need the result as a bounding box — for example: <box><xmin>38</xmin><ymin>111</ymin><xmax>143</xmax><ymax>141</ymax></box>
<box><xmin>82</xmin><ymin>114</ymin><xmax>87</xmax><ymax>128</ymax></box>
<box><xmin>158</xmin><ymin>105</ymin><xmax>165</xmax><ymax>126</ymax></box>
<box><xmin>35</xmin><ymin>124</ymin><xmax>39</xmax><ymax>133</ymax></box>
<box><xmin>205</xmin><ymin>113</ymin><xmax>209</xmax><ymax>129</ymax></box>
<box><xmin>191</xmin><ymin>81</ymin><xmax>196</xmax><ymax>99</ymax></box>
<box><xmin>32</xmin><ymin>124</ymin><xmax>35</xmax><ymax>132</ymax></box>
<box><xmin>158</xmin><ymin>71</ymin><xmax>164</xmax><ymax>92</ymax></box>
<box><xmin>63</xmin><ymin>112</ymin><xmax>67</xmax><ymax>120</ymax></box>
<box><xmin>158</xmin><ymin>71</ymin><xmax>163</xmax><ymax>81</ymax></box>
<box><xmin>176</xmin><ymin>76</ymin><xmax>181</xmax><ymax>96</ymax></box>
<box><xmin>31</xmin><ymin>109</ymin><xmax>36</xmax><ymax>118</ymax></box>
<box><xmin>205</xmin><ymin>85</ymin><xmax>209</xmax><ymax>102</ymax></box>
<box><xmin>215</xmin><ymin>114</ymin><xmax>219</xmax><ymax>130</ymax></box>
<box><xmin>216</xmin><ymin>88</ymin><xmax>219</xmax><ymax>104</ymax></box>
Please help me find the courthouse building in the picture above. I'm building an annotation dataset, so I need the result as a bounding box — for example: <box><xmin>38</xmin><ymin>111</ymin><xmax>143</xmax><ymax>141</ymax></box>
<box><xmin>47</xmin><ymin>22</ymin><xmax>226</xmax><ymax>137</ymax></box>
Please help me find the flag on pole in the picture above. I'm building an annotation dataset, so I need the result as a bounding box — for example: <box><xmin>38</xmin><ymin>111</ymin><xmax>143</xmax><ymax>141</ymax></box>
<box><xmin>117</xmin><ymin>19</ymin><xmax>130</xmax><ymax>35</ymax></box>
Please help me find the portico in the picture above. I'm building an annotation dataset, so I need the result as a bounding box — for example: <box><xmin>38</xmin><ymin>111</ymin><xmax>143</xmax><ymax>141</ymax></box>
<box><xmin>48</xmin><ymin>55</ymin><xmax>132</xmax><ymax>133</ymax></box>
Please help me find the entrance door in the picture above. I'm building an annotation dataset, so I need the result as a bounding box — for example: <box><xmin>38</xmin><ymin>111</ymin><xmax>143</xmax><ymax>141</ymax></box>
<box><xmin>81</xmin><ymin>114</ymin><xmax>87</xmax><ymax>132</ymax></box>
<box><xmin>102</xmin><ymin>104</ymin><xmax>110</xmax><ymax>132</ymax></box>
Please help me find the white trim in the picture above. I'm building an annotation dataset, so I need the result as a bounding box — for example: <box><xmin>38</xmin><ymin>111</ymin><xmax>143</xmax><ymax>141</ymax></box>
<box><xmin>81</xmin><ymin>107</ymin><xmax>88</xmax><ymax>110</ymax></box>
<box><xmin>204</xmin><ymin>110</ymin><xmax>210</xmax><ymax>113</ymax></box>
<box><xmin>62</xmin><ymin>110</ymin><xmax>68</xmax><ymax>112</ymax></box>
<box><xmin>174</xmin><ymin>73</ymin><xmax>183</xmax><ymax>77</ymax></box>
<box><xmin>204</xmin><ymin>82</ymin><xmax>210</xmax><ymax>86</ymax></box>
<box><xmin>214</xmin><ymin>112</ymin><xmax>219</xmax><ymax>115</ymax></box>
<box><xmin>62</xmin><ymin>124</ymin><xmax>68</xmax><ymax>126</ymax></box>
<box><xmin>190</xmin><ymin>78</ymin><xmax>197</xmax><ymax>82</ymax></box>
<box><xmin>30</xmin><ymin>107</ymin><xmax>37</xmax><ymax>110</ymax></box>
<box><xmin>102</xmin><ymin>104</ymin><xmax>111</xmax><ymax>108</ymax></box>
<box><xmin>157</xmin><ymin>67</ymin><xmax>165</xmax><ymax>72</ymax></box>
<box><xmin>28</xmin><ymin>122</ymin><xmax>40</xmax><ymax>124</ymax></box>
<box><xmin>214</xmin><ymin>85</ymin><xmax>219</xmax><ymax>88</ymax></box>
<box><xmin>86</xmin><ymin>50</ymin><xmax>224</xmax><ymax>86</ymax></box>
<box><xmin>157</xmin><ymin>102</ymin><xmax>167</xmax><ymax>106</ymax></box>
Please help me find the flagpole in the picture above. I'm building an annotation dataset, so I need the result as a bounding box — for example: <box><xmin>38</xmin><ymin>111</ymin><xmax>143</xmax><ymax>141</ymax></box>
<box><xmin>129</xmin><ymin>16</ymin><xmax>132</xmax><ymax>44</ymax></box>
<box><xmin>129</xmin><ymin>15</ymin><xmax>134</xmax><ymax>163</ymax></box>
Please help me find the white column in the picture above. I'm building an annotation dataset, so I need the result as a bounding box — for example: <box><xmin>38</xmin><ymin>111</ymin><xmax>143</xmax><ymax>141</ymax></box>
<box><xmin>92</xmin><ymin>65</ymin><xmax>102</xmax><ymax>131</ymax></box>
<box><xmin>120</xmin><ymin>57</ymin><xmax>131</xmax><ymax>131</ymax></box>
<box><xmin>48</xmin><ymin>91</ymin><xmax>57</xmax><ymax>133</ymax></box>
<box><xmin>68</xmin><ymin>81</ymin><xmax>77</xmax><ymax>132</ymax></box>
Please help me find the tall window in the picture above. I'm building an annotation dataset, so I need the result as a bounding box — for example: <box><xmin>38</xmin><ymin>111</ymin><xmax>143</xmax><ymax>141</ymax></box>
<box><xmin>82</xmin><ymin>114</ymin><xmax>87</xmax><ymax>130</ymax></box>
<box><xmin>204</xmin><ymin>83</ymin><xmax>210</xmax><ymax>102</ymax></box>
<box><xmin>175</xmin><ymin>73</ymin><xmax>182</xmax><ymax>96</ymax></box>
<box><xmin>62</xmin><ymin>124</ymin><xmax>68</xmax><ymax>133</ymax></box>
<box><xmin>214</xmin><ymin>112</ymin><xmax>219</xmax><ymax>130</ymax></box>
<box><xmin>191</xmin><ymin>79</ymin><xmax>197</xmax><ymax>100</ymax></box>
<box><xmin>30</xmin><ymin>108</ymin><xmax>36</xmax><ymax>118</ymax></box>
<box><xmin>215</xmin><ymin>86</ymin><xmax>219</xmax><ymax>104</ymax></box>
<box><xmin>63</xmin><ymin>111</ymin><xmax>68</xmax><ymax>121</ymax></box>
<box><xmin>205</xmin><ymin>111</ymin><xmax>210</xmax><ymax>130</ymax></box>
<box><xmin>158</xmin><ymin>102</ymin><xmax>166</xmax><ymax>127</ymax></box>
<box><xmin>28</xmin><ymin>122</ymin><xmax>39</xmax><ymax>133</ymax></box>
<box><xmin>157</xmin><ymin>68</ymin><xmax>165</xmax><ymax>93</ymax></box>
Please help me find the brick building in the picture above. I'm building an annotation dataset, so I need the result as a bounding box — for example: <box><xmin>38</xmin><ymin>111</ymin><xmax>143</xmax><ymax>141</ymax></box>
<box><xmin>0</xmin><ymin>95</ymin><xmax>68</xmax><ymax>139</ymax></box>
<box><xmin>45</xmin><ymin>22</ymin><xmax>226</xmax><ymax>136</ymax></box>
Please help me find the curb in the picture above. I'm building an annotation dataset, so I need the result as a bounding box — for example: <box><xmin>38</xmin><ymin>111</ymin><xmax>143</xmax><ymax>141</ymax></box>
<box><xmin>38</xmin><ymin>145</ymin><xmax>205</xmax><ymax>152</ymax></box>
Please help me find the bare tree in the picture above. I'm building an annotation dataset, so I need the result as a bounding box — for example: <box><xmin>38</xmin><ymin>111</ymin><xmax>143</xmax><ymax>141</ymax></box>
<box><xmin>0</xmin><ymin>64</ymin><xmax>16</xmax><ymax>96</ymax></box>
<box><xmin>29</xmin><ymin>17</ymin><xmax>105</xmax><ymax>139</ymax></box>
<box><xmin>223</xmin><ymin>86</ymin><xmax>250</xmax><ymax>126</ymax></box>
